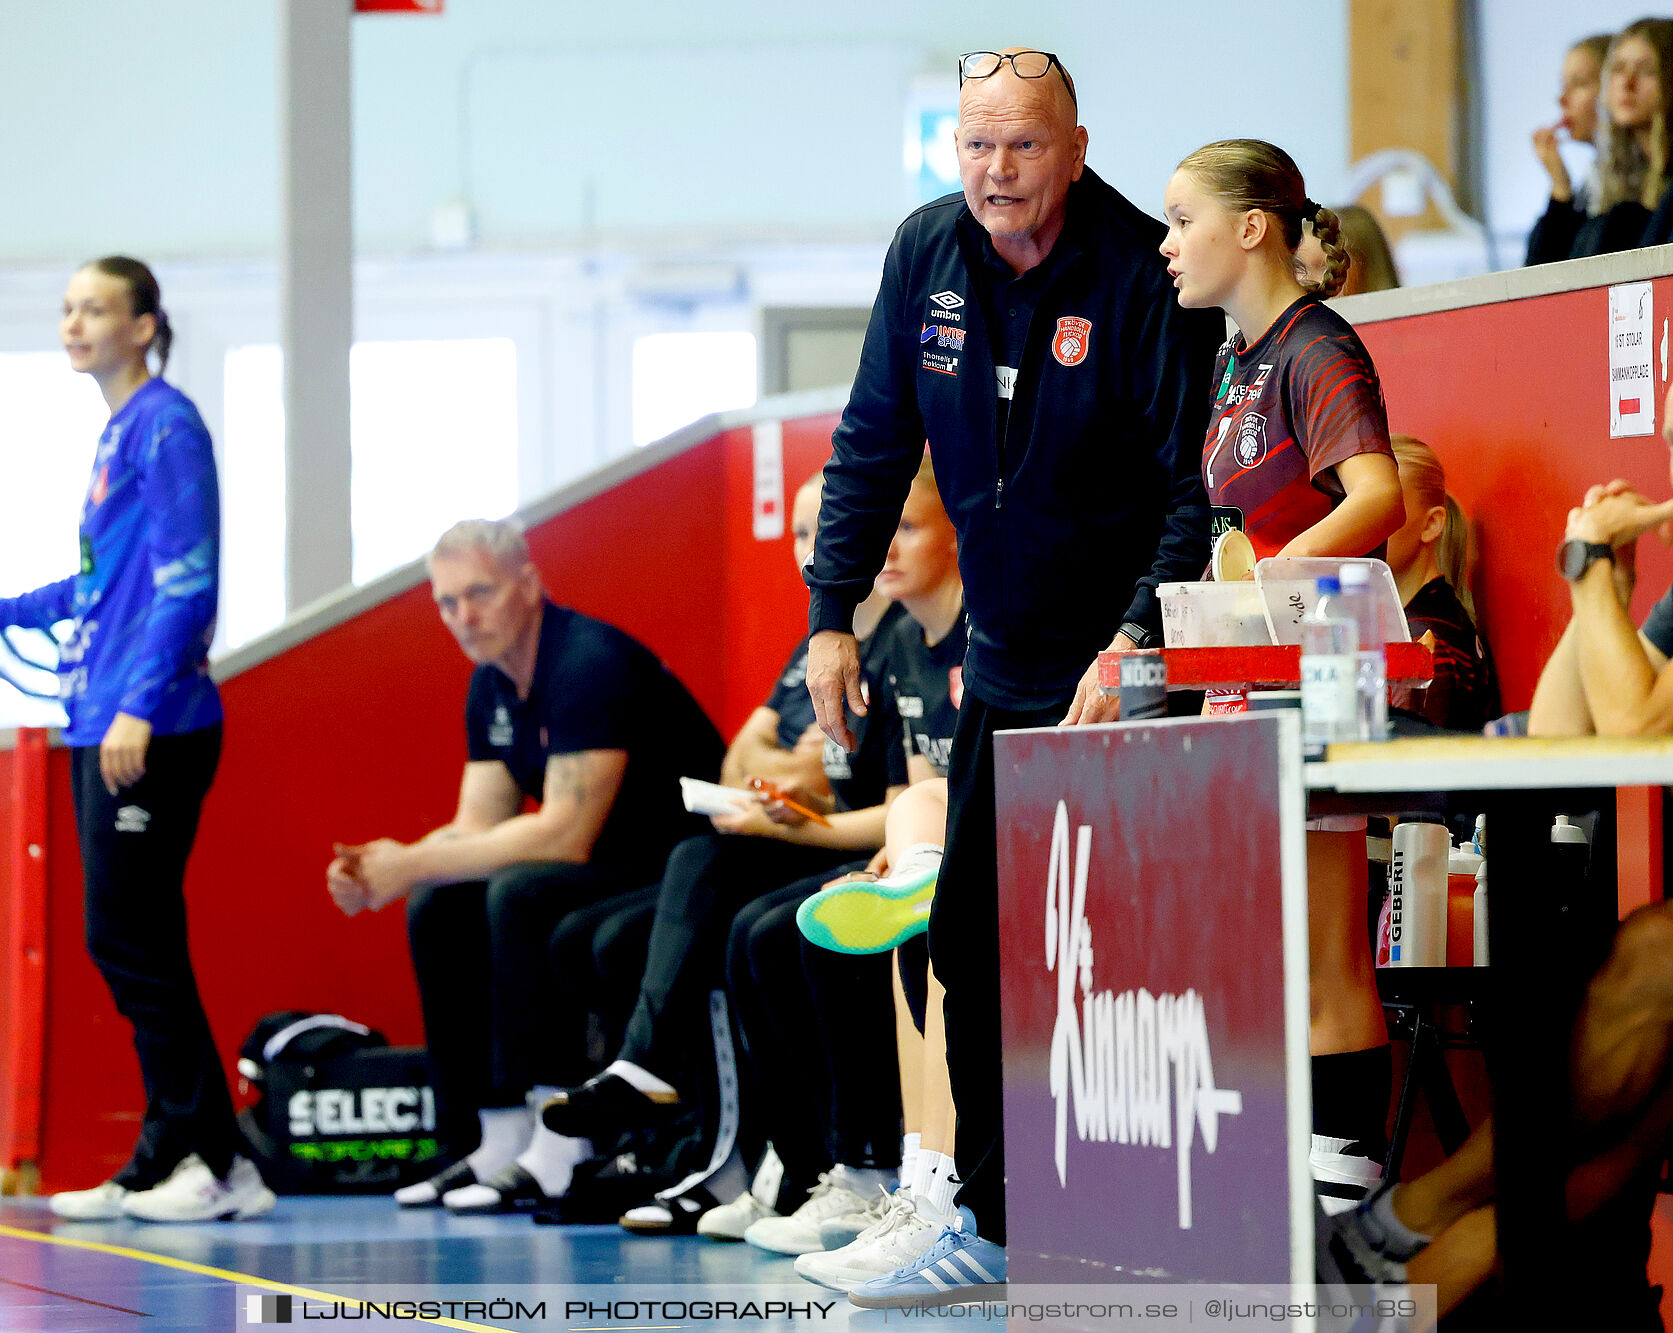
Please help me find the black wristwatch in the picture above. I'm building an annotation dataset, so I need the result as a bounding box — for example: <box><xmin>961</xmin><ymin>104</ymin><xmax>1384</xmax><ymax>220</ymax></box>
<box><xmin>1118</xmin><ymin>621</ymin><xmax>1161</xmax><ymax>649</ymax></box>
<box><xmin>1557</xmin><ymin>538</ymin><xmax>1614</xmax><ymax>582</ymax></box>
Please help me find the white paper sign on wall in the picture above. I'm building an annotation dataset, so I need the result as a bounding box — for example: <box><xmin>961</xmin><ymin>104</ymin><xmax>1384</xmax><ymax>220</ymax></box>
<box><xmin>753</xmin><ymin>420</ymin><xmax>785</xmax><ymax>541</ymax></box>
<box><xmin>1609</xmin><ymin>281</ymin><xmax>1655</xmax><ymax>438</ymax></box>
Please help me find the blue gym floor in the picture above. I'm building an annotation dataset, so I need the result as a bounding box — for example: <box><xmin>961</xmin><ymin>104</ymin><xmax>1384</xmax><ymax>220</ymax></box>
<box><xmin>0</xmin><ymin>1196</ymin><xmax>979</xmax><ymax>1332</ymax></box>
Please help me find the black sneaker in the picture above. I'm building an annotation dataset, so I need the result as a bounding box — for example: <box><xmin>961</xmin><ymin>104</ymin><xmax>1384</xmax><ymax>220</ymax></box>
<box><xmin>540</xmin><ymin>1072</ymin><xmax>683</xmax><ymax>1140</ymax></box>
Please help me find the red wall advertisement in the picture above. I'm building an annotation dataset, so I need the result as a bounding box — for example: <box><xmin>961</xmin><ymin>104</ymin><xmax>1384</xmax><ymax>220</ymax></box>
<box><xmin>995</xmin><ymin>714</ymin><xmax>1310</xmax><ymax>1285</ymax></box>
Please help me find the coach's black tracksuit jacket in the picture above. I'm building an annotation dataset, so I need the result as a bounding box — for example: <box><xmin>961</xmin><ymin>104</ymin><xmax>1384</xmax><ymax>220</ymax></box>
<box><xmin>806</xmin><ymin>168</ymin><xmax>1223</xmax><ymax>708</ymax></box>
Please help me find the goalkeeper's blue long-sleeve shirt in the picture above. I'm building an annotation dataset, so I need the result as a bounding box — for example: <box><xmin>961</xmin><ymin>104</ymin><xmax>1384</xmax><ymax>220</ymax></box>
<box><xmin>0</xmin><ymin>378</ymin><xmax>222</xmax><ymax>745</ymax></box>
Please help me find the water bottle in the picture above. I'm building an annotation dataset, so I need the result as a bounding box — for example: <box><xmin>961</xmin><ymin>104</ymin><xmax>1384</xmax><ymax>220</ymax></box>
<box><xmin>1339</xmin><ymin>563</ymin><xmax>1388</xmax><ymax>741</ymax></box>
<box><xmin>1447</xmin><ymin>840</ymin><xmax>1484</xmax><ymax>966</ymax></box>
<box><xmin>1385</xmin><ymin>820</ymin><xmax>1450</xmax><ymax>967</ymax></box>
<box><xmin>1300</xmin><ymin>575</ymin><xmax>1357</xmax><ymax>756</ymax></box>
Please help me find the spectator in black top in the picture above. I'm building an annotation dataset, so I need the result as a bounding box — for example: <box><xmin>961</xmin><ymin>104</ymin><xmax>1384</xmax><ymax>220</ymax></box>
<box><xmin>1525</xmin><ymin>32</ymin><xmax>1612</xmax><ymax>265</ymax></box>
<box><xmin>1527</xmin><ymin>20</ymin><xmax>1673</xmax><ymax>264</ymax></box>
<box><xmin>324</xmin><ymin>518</ymin><xmax>723</xmax><ymax>1211</ymax></box>
<box><xmin>1385</xmin><ymin>436</ymin><xmax>1500</xmax><ymax>731</ymax></box>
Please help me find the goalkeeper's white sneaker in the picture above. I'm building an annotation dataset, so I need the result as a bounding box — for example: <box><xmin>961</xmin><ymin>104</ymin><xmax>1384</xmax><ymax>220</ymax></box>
<box><xmin>121</xmin><ymin>1154</ymin><xmax>276</xmax><ymax>1222</ymax></box>
<box><xmin>49</xmin><ymin>1179</ymin><xmax>131</xmax><ymax>1221</ymax></box>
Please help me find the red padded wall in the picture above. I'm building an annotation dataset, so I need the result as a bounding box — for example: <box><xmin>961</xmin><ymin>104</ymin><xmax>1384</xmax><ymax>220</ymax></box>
<box><xmin>1356</xmin><ymin>279</ymin><xmax>1673</xmax><ymax>713</ymax></box>
<box><xmin>23</xmin><ymin>413</ymin><xmax>839</xmax><ymax>1192</ymax></box>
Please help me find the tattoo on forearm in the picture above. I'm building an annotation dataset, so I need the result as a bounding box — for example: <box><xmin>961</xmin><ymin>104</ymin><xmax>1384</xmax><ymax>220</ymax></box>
<box><xmin>549</xmin><ymin>753</ymin><xmax>589</xmax><ymax>806</ymax></box>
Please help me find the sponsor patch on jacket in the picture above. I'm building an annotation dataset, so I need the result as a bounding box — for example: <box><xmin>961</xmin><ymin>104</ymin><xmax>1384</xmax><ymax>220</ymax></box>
<box><xmin>921</xmin><ymin>350</ymin><xmax>959</xmax><ymax>377</ymax></box>
<box><xmin>1052</xmin><ymin>316</ymin><xmax>1092</xmax><ymax>367</ymax></box>
<box><xmin>926</xmin><ymin>290</ymin><xmax>963</xmax><ymax>323</ymax></box>
<box><xmin>920</xmin><ymin>323</ymin><xmax>966</xmax><ymax>350</ymax></box>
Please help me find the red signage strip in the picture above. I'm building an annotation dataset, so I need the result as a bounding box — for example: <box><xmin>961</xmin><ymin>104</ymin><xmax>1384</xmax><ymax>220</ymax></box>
<box><xmin>2</xmin><ymin>728</ymin><xmax>50</xmax><ymax>1172</ymax></box>
<box><xmin>1097</xmin><ymin>641</ymin><xmax>1433</xmax><ymax>691</ymax></box>
<box><xmin>354</xmin><ymin>0</ymin><xmax>443</xmax><ymax>12</ymax></box>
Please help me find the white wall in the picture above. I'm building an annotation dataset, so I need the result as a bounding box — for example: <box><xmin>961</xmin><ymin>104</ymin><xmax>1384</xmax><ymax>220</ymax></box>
<box><xmin>1</xmin><ymin>0</ymin><xmax>1350</xmax><ymax>265</ymax></box>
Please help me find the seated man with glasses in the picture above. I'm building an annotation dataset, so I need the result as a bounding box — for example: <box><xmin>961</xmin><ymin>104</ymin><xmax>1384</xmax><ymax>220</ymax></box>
<box><xmin>804</xmin><ymin>44</ymin><xmax>1223</xmax><ymax>1307</ymax></box>
<box><xmin>325</xmin><ymin>517</ymin><xmax>724</xmax><ymax>1214</ymax></box>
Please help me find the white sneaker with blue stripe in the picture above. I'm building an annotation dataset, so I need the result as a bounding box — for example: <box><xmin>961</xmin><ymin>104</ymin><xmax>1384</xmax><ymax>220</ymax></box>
<box><xmin>846</xmin><ymin>1205</ymin><xmax>1006</xmax><ymax>1308</ymax></box>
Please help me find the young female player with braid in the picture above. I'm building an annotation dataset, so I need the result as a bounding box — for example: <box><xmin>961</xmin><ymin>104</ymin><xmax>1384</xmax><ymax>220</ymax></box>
<box><xmin>1160</xmin><ymin>140</ymin><xmax>1406</xmax><ymax>1213</ymax></box>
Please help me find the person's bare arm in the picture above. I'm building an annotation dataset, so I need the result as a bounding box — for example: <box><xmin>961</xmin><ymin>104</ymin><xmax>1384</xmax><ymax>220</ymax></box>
<box><xmin>328</xmin><ymin>760</ymin><xmax>522</xmax><ymax>915</ymax></box>
<box><xmin>1564</xmin><ymin>491</ymin><xmax>1673</xmax><ymax>735</ymax></box>
<box><xmin>1569</xmin><ymin>564</ymin><xmax>1673</xmax><ymax>734</ymax></box>
<box><xmin>348</xmin><ymin>751</ymin><xmax>628</xmax><ymax>909</ymax></box>
<box><xmin>710</xmin><ymin>782</ymin><xmax>906</xmax><ymax>852</ymax></box>
<box><xmin>1531</xmin><ymin>483</ymin><xmax>1671</xmax><ymax>735</ymax></box>
<box><xmin>1278</xmin><ymin>452</ymin><xmax>1406</xmax><ymax>560</ymax></box>
<box><xmin>1528</xmin><ymin>622</ymin><xmax>1596</xmax><ymax>736</ymax></box>
<box><xmin>719</xmin><ymin>708</ymin><xmax>833</xmax><ymax>805</ymax></box>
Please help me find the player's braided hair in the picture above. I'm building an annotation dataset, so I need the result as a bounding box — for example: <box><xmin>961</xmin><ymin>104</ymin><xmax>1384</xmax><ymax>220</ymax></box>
<box><xmin>87</xmin><ymin>255</ymin><xmax>172</xmax><ymax>375</ymax></box>
<box><xmin>1308</xmin><ymin>205</ymin><xmax>1351</xmax><ymax>299</ymax></box>
<box><xmin>1176</xmin><ymin>139</ymin><xmax>1352</xmax><ymax>298</ymax></box>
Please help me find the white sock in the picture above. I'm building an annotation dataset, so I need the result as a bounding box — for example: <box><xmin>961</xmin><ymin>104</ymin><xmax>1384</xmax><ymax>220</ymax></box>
<box><xmin>605</xmin><ymin>1058</ymin><xmax>679</xmax><ymax>1099</ymax></box>
<box><xmin>514</xmin><ymin>1088</ymin><xmax>591</xmax><ymax>1196</ymax></box>
<box><xmin>916</xmin><ymin>1149</ymin><xmax>958</xmax><ymax>1219</ymax></box>
<box><xmin>835</xmin><ymin>1163</ymin><xmax>893</xmax><ymax>1197</ymax></box>
<box><xmin>899</xmin><ymin>1133</ymin><xmax>921</xmax><ymax>1191</ymax></box>
<box><xmin>884</xmin><ymin>844</ymin><xmax>943</xmax><ymax>884</ymax></box>
<box><xmin>465</xmin><ymin>1105</ymin><xmax>532</xmax><ymax>1177</ymax></box>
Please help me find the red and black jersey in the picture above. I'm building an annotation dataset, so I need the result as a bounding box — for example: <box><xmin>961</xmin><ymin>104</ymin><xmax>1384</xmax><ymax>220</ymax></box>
<box><xmin>1202</xmin><ymin>295</ymin><xmax>1392</xmax><ymax>558</ymax></box>
<box><xmin>1389</xmin><ymin>577</ymin><xmax>1501</xmax><ymax>732</ymax></box>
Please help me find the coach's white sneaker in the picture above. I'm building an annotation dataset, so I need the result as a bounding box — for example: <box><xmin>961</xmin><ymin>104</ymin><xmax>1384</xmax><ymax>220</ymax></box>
<box><xmin>49</xmin><ymin>1180</ymin><xmax>131</xmax><ymax>1221</ymax></box>
<box><xmin>122</xmin><ymin>1154</ymin><xmax>276</xmax><ymax>1222</ymax></box>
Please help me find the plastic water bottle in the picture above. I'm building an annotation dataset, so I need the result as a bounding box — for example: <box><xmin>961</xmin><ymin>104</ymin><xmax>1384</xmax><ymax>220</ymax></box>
<box><xmin>1339</xmin><ymin>563</ymin><xmax>1388</xmax><ymax>741</ymax></box>
<box><xmin>1300</xmin><ymin>575</ymin><xmax>1357</xmax><ymax>756</ymax></box>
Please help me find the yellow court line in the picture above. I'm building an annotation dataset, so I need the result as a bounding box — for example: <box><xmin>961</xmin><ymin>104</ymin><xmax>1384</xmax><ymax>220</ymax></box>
<box><xmin>0</xmin><ymin>1222</ymin><xmax>512</xmax><ymax>1331</ymax></box>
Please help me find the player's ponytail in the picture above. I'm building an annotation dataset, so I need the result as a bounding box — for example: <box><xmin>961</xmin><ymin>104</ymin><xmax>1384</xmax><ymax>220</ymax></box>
<box><xmin>1307</xmin><ymin>203</ymin><xmax>1351</xmax><ymax>299</ymax></box>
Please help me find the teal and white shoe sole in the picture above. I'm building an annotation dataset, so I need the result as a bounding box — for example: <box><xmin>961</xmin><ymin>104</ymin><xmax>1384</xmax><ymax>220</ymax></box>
<box><xmin>796</xmin><ymin>868</ymin><xmax>937</xmax><ymax>954</ymax></box>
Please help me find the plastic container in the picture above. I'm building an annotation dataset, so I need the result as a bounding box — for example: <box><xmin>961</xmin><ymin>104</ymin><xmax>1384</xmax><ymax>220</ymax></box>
<box><xmin>1158</xmin><ymin>580</ymin><xmax>1273</xmax><ymax>648</ymax></box>
<box><xmin>1447</xmin><ymin>843</ymin><xmax>1484</xmax><ymax>967</ymax></box>
<box><xmin>1300</xmin><ymin>576</ymin><xmax>1358</xmax><ymax>755</ymax></box>
<box><xmin>1551</xmin><ymin>814</ymin><xmax>1587</xmax><ymax>847</ymax></box>
<box><xmin>1384</xmin><ymin>820</ymin><xmax>1450</xmax><ymax>967</ymax></box>
<box><xmin>1252</xmin><ymin>557</ymin><xmax>1411</xmax><ymax>647</ymax></box>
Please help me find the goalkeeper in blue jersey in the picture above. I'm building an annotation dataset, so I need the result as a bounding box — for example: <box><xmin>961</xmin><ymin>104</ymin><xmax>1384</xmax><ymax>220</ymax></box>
<box><xmin>0</xmin><ymin>257</ymin><xmax>273</xmax><ymax>1223</ymax></box>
